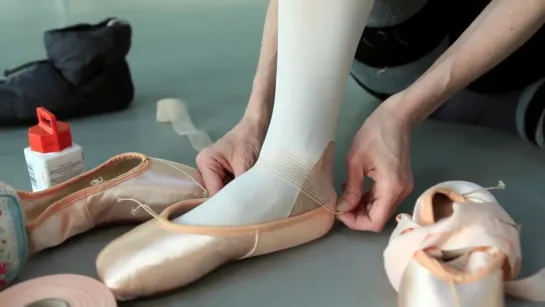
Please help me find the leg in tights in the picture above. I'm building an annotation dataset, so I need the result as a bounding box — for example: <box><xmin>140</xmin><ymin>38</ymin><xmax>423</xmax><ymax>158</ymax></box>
<box><xmin>176</xmin><ymin>0</ymin><xmax>375</xmax><ymax>226</ymax></box>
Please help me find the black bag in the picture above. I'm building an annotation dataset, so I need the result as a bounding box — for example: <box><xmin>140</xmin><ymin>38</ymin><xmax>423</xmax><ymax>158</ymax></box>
<box><xmin>0</xmin><ymin>17</ymin><xmax>134</xmax><ymax>126</ymax></box>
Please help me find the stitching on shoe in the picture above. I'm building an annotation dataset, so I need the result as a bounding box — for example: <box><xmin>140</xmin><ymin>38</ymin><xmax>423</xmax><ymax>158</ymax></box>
<box><xmin>25</xmin><ymin>155</ymin><xmax>150</xmax><ymax>229</ymax></box>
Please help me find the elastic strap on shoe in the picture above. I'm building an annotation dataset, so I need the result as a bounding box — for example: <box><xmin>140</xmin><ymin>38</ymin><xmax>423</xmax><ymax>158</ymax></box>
<box><xmin>253</xmin><ymin>151</ymin><xmax>340</xmax><ymax>215</ymax></box>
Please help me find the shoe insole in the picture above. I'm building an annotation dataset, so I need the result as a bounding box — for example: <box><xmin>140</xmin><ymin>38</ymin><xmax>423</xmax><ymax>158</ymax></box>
<box><xmin>22</xmin><ymin>158</ymin><xmax>142</xmax><ymax>222</ymax></box>
<box><xmin>431</xmin><ymin>192</ymin><xmax>454</xmax><ymax>222</ymax></box>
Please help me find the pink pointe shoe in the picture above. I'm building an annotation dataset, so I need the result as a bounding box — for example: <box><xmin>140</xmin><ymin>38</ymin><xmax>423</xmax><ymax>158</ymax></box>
<box><xmin>96</xmin><ymin>145</ymin><xmax>338</xmax><ymax>300</ymax></box>
<box><xmin>18</xmin><ymin>152</ymin><xmax>207</xmax><ymax>253</ymax></box>
<box><xmin>384</xmin><ymin>180</ymin><xmax>545</xmax><ymax>306</ymax></box>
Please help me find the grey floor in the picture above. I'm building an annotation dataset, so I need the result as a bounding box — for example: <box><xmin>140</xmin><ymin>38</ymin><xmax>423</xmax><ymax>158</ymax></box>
<box><xmin>1</xmin><ymin>1</ymin><xmax>545</xmax><ymax>306</ymax></box>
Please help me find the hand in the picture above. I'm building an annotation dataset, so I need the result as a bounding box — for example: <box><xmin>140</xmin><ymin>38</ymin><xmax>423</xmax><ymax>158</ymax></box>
<box><xmin>196</xmin><ymin>116</ymin><xmax>268</xmax><ymax>195</ymax></box>
<box><xmin>337</xmin><ymin>94</ymin><xmax>414</xmax><ymax>232</ymax></box>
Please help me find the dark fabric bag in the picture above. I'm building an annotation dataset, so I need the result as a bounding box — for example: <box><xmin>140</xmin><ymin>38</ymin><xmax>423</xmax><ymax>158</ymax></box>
<box><xmin>0</xmin><ymin>17</ymin><xmax>134</xmax><ymax>126</ymax></box>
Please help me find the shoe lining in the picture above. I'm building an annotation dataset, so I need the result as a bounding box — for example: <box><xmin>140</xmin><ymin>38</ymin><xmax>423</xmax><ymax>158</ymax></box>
<box><xmin>22</xmin><ymin>158</ymin><xmax>142</xmax><ymax>222</ymax></box>
<box><xmin>418</xmin><ymin>191</ymin><xmax>505</xmax><ymax>281</ymax></box>
<box><xmin>431</xmin><ymin>192</ymin><xmax>454</xmax><ymax>222</ymax></box>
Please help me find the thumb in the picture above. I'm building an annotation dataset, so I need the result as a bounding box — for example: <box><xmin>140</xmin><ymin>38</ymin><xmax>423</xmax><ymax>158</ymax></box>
<box><xmin>338</xmin><ymin>164</ymin><xmax>365</xmax><ymax>212</ymax></box>
<box><xmin>196</xmin><ymin>158</ymin><xmax>225</xmax><ymax>196</ymax></box>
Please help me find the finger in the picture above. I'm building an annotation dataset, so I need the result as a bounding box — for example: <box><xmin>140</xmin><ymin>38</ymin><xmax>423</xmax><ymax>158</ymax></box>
<box><xmin>222</xmin><ymin>172</ymin><xmax>235</xmax><ymax>185</ymax></box>
<box><xmin>337</xmin><ymin>160</ymin><xmax>365</xmax><ymax>212</ymax></box>
<box><xmin>196</xmin><ymin>156</ymin><xmax>226</xmax><ymax>196</ymax></box>
<box><xmin>359</xmin><ymin>178</ymin><xmax>404</xmax><ymax>232</ymax></box>
<box><xmin>231</xmin><ymin>157</ymin><xmax>254</xmax><ymax>177</ymax></box>
<box><xmin>336</xmin><ymin>195</ymin><xmax>372</xmax><ymax>229</ymax></box>
<box><xmin>194</xmin><ymin>170</ymin><xmax>206</xmax><ymax>188</ymax></box>
<box><xmin>200</xmin><ymin>166</ymin><xmax>225</xmax><ymax>196</ymax></box>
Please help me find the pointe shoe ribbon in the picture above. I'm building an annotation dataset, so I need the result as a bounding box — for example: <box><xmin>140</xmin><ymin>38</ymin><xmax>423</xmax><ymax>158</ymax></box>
<box><xmin>156</xmin><ymin>98</ymin><xmax>213</xmax><ymax>152</ymax></box>
<box><xmin>18</xmin><ymin>152</ymin><xmax>207</xmax><ymax>254</ymax></box>
<box><xmin>384</xmin><ymin>180</ymin><xmax>545</xmax><ymax>302</ymax></box>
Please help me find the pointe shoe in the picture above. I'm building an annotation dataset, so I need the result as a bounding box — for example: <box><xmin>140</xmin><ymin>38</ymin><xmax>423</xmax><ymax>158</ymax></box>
<box><xmin>96</xmin><ymin>146</ymin><xmax>338</xmax><ymax>300</ymax></box>
<box><xmin>384</xmin><ymin>181</ymin><xmax>545</xmax><ymax>306</ymax></box>
<box><xmin>17</xmin><ymin>152</ymin><xmax>207</xmax><ymax>253</ymax></box>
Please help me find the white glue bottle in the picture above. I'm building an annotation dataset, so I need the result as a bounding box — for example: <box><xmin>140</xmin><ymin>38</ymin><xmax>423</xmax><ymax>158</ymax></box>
<box><xmin>24</xmin><ymin>107</ymin><xmax>85</xmax><ymax>192</ymax></box>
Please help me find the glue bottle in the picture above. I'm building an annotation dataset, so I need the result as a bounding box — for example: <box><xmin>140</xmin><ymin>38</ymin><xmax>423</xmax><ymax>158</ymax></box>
<box><xmin>24</xmin><ymin>107</ymin><xmax>85</xmax><ymax>192</ymax></box>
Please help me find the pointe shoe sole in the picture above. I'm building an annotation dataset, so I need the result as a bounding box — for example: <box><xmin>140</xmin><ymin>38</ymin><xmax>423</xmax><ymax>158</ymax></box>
<box><xmin>96</xmin><ymin>199</ymin><xmax>335</xmax><ymax>300</ymax></box>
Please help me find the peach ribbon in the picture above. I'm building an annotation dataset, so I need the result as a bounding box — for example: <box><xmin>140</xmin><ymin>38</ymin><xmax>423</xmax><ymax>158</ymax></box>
<box><xmin>156</xmin><ymin>98</ymin><xmax>213</xmax><ymax>152</ymax></box>
<box><xmin>0</xmin><ymin>274</ymin><xmax>117</xmax><ymax>306</ymax></box>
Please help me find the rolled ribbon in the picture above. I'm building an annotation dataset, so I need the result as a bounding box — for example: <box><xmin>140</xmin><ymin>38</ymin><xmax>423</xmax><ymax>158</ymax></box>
<box><xmin>0</xmin><ymin>182</ymin><xmax>28</xmax><ymax>290</ymax></box>
<box><xmin>156</xmin><ymin>98</ymin><xmax>213</xmax><ymax>152</ymax></box>
<box><xmin>0</xmin><ymin>274</ymin><xmax>117</xmax><ymax>306</ymax></box>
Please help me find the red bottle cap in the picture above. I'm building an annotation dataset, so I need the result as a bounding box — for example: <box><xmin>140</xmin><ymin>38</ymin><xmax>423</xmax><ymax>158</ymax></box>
<box><xmin>28</xmin><ymin>107</ymin><xmax>73</xmax><ymax>153</ymax></box>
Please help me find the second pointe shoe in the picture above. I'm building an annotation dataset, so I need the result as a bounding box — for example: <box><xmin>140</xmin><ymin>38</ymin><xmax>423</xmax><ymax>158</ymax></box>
<box><xmin>96</xmin><ymin>147</ymin><xmax>339</xmax><ymax>300</ymax></box>
<box><xmin>18</xmin><ymin>152</ymin><xmax>207</xmax><ymax>253</ymax></box>
<box><xmin>384</xmin><ymin>180</ymin><xmax>545</xmax><ymax>306</ymax></box>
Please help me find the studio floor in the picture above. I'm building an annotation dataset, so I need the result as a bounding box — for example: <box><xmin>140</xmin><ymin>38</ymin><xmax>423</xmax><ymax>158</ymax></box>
<box><xmin>1</xmin><ymin>1</ymin><xmax>545</xmax><ymax>306</ymax></box>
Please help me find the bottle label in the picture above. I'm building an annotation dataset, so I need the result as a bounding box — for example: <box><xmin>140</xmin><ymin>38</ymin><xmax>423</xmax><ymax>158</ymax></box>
<box><xmin>24</xmin><ymin>145</ymin><xmax>85</xmax><ymax>192</ymax></box>
<box><xmin>45</xmin><ymin>158</ymin><xmax>84</xmax><ymax>187</ymax></box>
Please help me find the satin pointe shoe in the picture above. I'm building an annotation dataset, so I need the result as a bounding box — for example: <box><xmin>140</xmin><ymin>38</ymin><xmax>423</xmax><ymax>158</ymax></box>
<box><xmin>384</xmin><ymin>180</ymin><xmax>545</xmax><ymax>306</ymax></box>
<box><xmin>96</xmin><ymin>146</ymin><xmax>338</xmax><ymax>300</ymax></box>
<box><xmin>18</xmin><ymin>152</ymin><xmax>207</xmax><ymax>254</ymax></box>
<box><xmin>0</xmin><ymin>183</ymin><xmax>28</xmax><ymax>290</ymax></box>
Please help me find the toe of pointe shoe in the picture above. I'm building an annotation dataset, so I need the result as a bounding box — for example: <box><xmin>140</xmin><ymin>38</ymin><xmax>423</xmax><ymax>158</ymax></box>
<box><xmin>95</xmin><ymin>200</ymin><xmax>208</xmax><ymax>299</ymax></box>
<box><xmin>96</xmin><ymin>219</ymin><xmax>257</xmax><ymax>299</ymax></box>
<box><xmin>96</xmin><ymin>219</ymin><xmax>168</xmax><ymax>299</ymax></box>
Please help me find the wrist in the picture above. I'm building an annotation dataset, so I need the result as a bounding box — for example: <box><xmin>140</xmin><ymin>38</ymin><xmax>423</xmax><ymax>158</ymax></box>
<box><xmin>240</xmin><ymin>105</ymin><xmax>270</xmax><ymax>142</ymax></box>
<box><xmin>380</xmin><ymin>92</ymin><xmax>421</xmax><ymax>131</ymax></box>
<box><xmin>384</xmin><ymin>85</ymin><xmax>446</xmax><ymax>130</ymax></box>
<box><xmin>244</xmin><ymin>80</ymin><xmax>275</xmax><ymax>125</ymax></box>
<box><xmin>243</xmin><ymin>101</ymin><xmax>271</xmax><ymax>130</ymax></box>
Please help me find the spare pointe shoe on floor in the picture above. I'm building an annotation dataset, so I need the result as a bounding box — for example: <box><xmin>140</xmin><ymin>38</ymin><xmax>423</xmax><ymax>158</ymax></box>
<box><xmin>17</xmin><ymin>152</ymin><xmax>207</xmax><ymax>254</ymax></box>
<box><xmin>96</xmin><ymin>147</ymin><xmax>338</xmax><ymax>300</ymax></box>
<box><xmin>384</xmin><ymin>180</ymin><xmax>545</xmax><ymax>306</ymax></box>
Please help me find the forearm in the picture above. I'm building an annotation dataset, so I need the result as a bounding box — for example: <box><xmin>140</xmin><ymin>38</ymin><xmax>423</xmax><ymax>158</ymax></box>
<box><xmin>244</xmin><ymin>0</ymin><xmax>278</xmax><ymax>124</ymax></box>
<box><xmin>393</xmin><ymin>0</ymin><xmax>545</xmax><ymax>129</ymax></box>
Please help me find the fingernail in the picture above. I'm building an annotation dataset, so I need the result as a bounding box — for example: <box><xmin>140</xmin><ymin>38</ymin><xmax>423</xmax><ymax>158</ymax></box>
<box><xmin>337</xmin><ymin>200</ymin><xmax>349</xmax><ymax>212</ymax></box>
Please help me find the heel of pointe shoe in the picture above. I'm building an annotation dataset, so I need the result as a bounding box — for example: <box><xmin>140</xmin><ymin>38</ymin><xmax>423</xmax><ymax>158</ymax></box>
<box><xmin>398</xmin><ymin>259</ymin><xmax>505</xmax><ymax>307</ymax></box>
<box><xmin>0</xmin><ymin>183</ymin><xmax>28</xmax><ymax>290</ymax></box>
